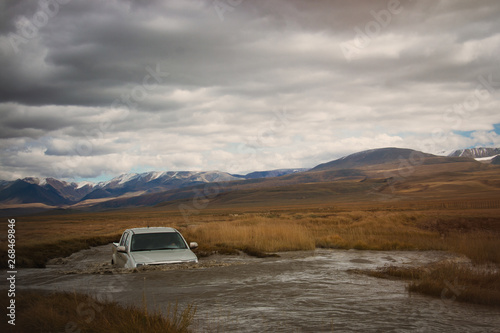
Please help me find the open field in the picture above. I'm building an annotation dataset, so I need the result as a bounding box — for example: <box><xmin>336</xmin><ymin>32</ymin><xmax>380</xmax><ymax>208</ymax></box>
<box><xmin>3</xmin><ymin>200</ymin><xmax>500</xmax><ymax>267</ymax></box>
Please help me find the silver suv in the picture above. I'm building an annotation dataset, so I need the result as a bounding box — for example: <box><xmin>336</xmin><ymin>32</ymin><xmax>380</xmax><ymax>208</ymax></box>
<box><xmin>112</xmin><ymin>227</ymin><xmax>198</xmax><ymax>268</ymax></box>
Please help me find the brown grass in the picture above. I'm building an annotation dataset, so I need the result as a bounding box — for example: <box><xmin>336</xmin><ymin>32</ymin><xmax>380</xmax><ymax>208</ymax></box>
<box><xmin>2</xmin><ymin>202</ymin><xmax>499</xmax><ymax>310</ymax></box>
<box><xmin>181</xmin><ymin>209</ymin><xmax>500</xmax><ymax>265</ymax></box>
<box><xmin>306</xmin><ymin>211</ymin><xmax>443</xmax><ymax>251</ymax></box>
<box><xmin>408</xmin><ymin>262</ymin><xmax>500</xmax><ymax>306</ymax></box>
<box><xmin>5</xmin><ymin>205</ymin><xmax>500</xmax><ymax>267</ymax></box>
<box><xmin>181</xmin><ymin>211</ymin><xmax>446</xmax><ymax>255</ymax></box>
<box><xmin>447</xmin><ymin>232</ymin><xmax>500</xmax><ymax>264</ymax></box>
<box><xmin>351</xmin><ymin>262</ymin><xmax>500</xmax><ymax>307</ymax></box>
<box><xmin>0</xmin><ymin>234</ymin><xmax>121</xmax><ymax>268</ymax></box>
<box><xmin>1</xmin><ymin>290</ymin><xmax>195</xmax><ymax>333</ymax></box>
<box><xmin>350</xmin><ymin>265</ymin><xmax>425</xmax><ymax>280</ymax></box>
<box><xmin>184</xmin><ymin>215</ymin><xmax>316</xmax><ymax>254</ymax></box>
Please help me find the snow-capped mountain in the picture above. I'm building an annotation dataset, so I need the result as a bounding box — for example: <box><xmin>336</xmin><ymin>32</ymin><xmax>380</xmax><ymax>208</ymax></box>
<box><xmin>0</xmin><ymin>177</ymin><xmax>94</xmax><ymax>206</ymax></box>
<box><xmin>0</xmin><ymin>169</ymin><xmax>306</xmax><ymax>206</ymax></box>
<box><xmin>448</xmin><ymin>147</ymin><xmax>500</xmax><ymax>164</ymax></box>
<box><xmin>82</xmin><ymin>171</ymin><xmax>244</xmax><ymax>200</ymax></box>
<box><xmin>3</xmin><ymin>146</ymin><xmax>498</xmax><ymax>209</ymax></box>
<box><xmin>242</xmin><ymin>168</ymin><xmax>309</xmax><ymax>179</ymax></box>
<box><xmin>448</xmin><ymin>147</ymin><xmax>500</xmax><ymax>159</ymax></box>
<box><xmin>0</xmin><ymin>169</ymin><xmax>312</xmax><ymax>207</ymax></box>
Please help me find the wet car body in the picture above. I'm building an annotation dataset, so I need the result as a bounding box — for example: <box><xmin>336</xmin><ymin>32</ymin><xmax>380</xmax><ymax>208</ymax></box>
<box><xmin>112</xmin><ymin>227</ymin><xmax>198</xmax><ymax>268</ymax></box>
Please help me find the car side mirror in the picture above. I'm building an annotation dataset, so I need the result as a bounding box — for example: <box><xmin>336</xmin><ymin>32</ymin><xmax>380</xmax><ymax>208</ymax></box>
<box><xmin>189</xmin><ymin>242</ymin><xmax>198</xmax><ymax>249</ymax></box>
<box><xmin>117</xmin><ymin>245</ymin><xmax>127</xmax><ymax>253</ymax></box>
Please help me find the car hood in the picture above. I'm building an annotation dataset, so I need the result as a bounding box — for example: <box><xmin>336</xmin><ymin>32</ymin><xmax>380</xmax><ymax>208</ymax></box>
<box><xmin>130</xmin><ymin>249</ymin><xmax>198</xmax><ymax>265</ymax></box>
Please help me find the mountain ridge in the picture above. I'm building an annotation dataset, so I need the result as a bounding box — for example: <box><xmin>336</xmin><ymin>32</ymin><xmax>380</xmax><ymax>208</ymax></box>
<box><xmin>1</xmin><ymin>147</ymin><xmax>496</xmax><ymax>213</ymax></box>
<box><xmin>448</xmin><ymin>147</ymin><xmax>500</xmax><ymax>159</ymax></box>
<box><xmin>0</xmin><ymin>169</ymin><xmax>306</xmax><ymax>207</ymax></box>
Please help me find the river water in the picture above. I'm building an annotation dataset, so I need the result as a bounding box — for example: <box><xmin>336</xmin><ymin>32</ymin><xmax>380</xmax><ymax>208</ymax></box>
<box><xmin>9</xmin><ymin>245</ymin><xmax>500</xmax><ymax>332</ymax></box>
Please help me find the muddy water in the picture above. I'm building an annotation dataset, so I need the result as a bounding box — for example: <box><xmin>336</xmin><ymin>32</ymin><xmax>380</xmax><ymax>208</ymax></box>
<box><xmin>9</xmin><ymin>245</ymin><xmax>500</xmax><ymax>332</ymax></box>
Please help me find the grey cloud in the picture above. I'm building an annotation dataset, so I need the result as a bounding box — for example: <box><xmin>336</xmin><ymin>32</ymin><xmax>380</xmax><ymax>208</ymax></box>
<box><xmin>1</xmin><ymin>0</ymin><xmax>500</xmax><ymax>180</ymax></box>
<box><xmin>43</xmin><ymin>139</ymin><xmax>118</xmax><ymax>156</ymax></box>
<box><xmin>0</xmin><ymin>104</ymin><xmax>74</xmax><ymax>137</ymax></box>
<box><xmin>0</xmin><ymin>0</ymin><xmax>39</xmax><ymax>34</ymax></box>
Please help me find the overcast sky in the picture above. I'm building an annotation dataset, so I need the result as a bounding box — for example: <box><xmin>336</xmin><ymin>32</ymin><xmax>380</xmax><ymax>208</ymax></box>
<box><xmin>1</xmin><ymin>0</ymin><xmax>500</xmax><ymax>182</ymax></box>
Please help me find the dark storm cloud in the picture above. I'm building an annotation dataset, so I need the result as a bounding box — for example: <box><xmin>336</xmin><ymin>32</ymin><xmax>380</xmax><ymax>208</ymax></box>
<box><xmin>0</xmin><ymin>0</ymin><xmax>499</xmax><ymax>180</ymax></box>
<box><xmin>0</xmin><ymin>103</ymin><xmax>76</xmax><ymax>138</ymax></box>
<box><xmin>0</xmin><ymin>0</ymin><xmax>39</xmax><ymax>34</ymax></box>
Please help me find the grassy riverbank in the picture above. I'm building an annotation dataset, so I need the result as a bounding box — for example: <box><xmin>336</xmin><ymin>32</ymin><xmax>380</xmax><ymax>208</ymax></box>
<box><xmin>2</xmin><ymin>205</ymin><xmax>499</xmax><ymax>268</ymax></box>
<box><xmin>351</xmin><ymin>261</ymin><xmax>500</xmax><ymax>307</ymax></box>
<box><xmin>1</xmin><ymin>290</ymin><xmax>195</xmax><ymax>333</ymax></box>
<box><xmin>183</xmin><ymin>210</ymin><xmax>500</xmax><ymax>265</ymax></box>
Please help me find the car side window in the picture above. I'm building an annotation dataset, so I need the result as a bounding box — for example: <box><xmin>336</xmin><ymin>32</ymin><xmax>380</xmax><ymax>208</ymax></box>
<box><xmin>119</xmin><ymin>232</ymin><xmax>127</xmax><ymax>246</ymax></box>
<box><xmin>120</xmin><ymin>232</ymin><xmax>130</xmax><ymax>248</ymax></box>
<box><xmin>124</xmin><ymin>233</ymin><xmax>130</xmax><ymax>250</ymax></box>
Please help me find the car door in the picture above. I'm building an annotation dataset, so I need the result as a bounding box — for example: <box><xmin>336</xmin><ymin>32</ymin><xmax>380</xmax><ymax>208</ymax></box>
<box><xmin>115</xmin><ymin>231</ymin><xmax>130</xmax><ymax>267</ymax></box>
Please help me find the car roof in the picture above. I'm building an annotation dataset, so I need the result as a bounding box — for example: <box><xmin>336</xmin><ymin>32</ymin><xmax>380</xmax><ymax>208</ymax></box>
<box><xmin>128</xmin><ymin>227</ymin><xmax>178</xmax><ymax>234</ymax></box>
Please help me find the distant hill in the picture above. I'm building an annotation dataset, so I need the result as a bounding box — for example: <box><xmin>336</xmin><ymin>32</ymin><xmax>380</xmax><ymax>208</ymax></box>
<box><xmin>0</xmin><ymin>179</ymin><xmax>75</xmax><ymax>206</ymax></box>
<box><xmin>310</xmin><ymin>148</ymin><xmax>437</xmax><ymax>171</ymax></box>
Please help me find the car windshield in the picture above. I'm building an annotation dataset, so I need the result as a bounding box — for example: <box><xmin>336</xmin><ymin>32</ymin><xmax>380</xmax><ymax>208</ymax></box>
<box><xmin>130</xmin><ymin>232</ymin><xmax>188</xmax><ymax>252</ymax></box>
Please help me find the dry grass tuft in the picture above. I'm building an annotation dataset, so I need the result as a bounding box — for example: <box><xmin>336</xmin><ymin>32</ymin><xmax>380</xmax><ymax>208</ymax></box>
<box><xmin>316</xmin><ymin>234</ymin><xmax>349</xmax><ymax>249</ymax></box>
<box><xmin>447</xmin><ymin>232</ymin><xmax>500</xmax><ymax>264</ymax></box>
<box><xmin>352</xmin><ymin>262</ymin><xmax>500</xmax><ymax>307</ymax></box>
<box><xmin>304</xmin><ymin>211</ymin><xmax>445</xmax><ymax>252</ymax></box>
<box><xmin>350</xmin><ymin>265</ymin><xmax>424</xmax><ymax>280</ymax></box>
<box><xmin>409</xmin><ymin>262</ymin><xmax>500</xmax><ymax>307</ymax></box>
<box><xmin>184</xmin><ymin>216</ymin><xmax>316</xmax><ymax>255</ymax></box>
<box><xmin>2</xmin><ymin>290</ymin><xmax>195</xmax><ymax>333</ymax></box>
